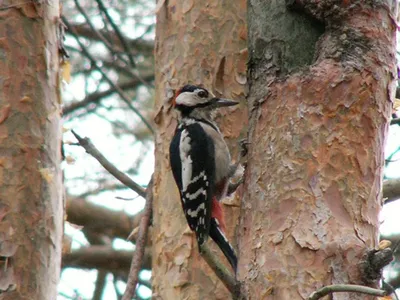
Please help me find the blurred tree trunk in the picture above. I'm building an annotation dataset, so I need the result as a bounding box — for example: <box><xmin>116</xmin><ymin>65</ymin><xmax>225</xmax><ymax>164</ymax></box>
<box><xmin>0</xmin><ymin>2</ymin><xmax>63</xmax><ymax>299</ymax></box>
<box><xmin>238</xmin><ymin>1</ymin><xmax>396</xmax><ymax>299</ymax></box>
<box><xmin>153</xmin><ymin>0</ymin><xmax>247</xmax><ymax>299</ymax></box>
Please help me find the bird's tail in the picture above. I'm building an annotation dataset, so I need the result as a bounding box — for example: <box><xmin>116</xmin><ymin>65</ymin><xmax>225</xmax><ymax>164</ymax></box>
<box><xmin>209</xmin><ymin>218</ymin><xmax>238</xmax><ymax>271</ymax></box>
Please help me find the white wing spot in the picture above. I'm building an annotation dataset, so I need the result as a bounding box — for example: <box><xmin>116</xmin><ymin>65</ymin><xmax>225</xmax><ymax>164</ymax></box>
<box><xmin>179</xmin><ymin>130</ymin><xmax>192</xmax><ymax>192</ymax></box>
<box><xmin>187</xmin><ymin>203</ymin><xmax>206</xmax><ymax>218</ymax></box>
<box><xmin>185</xmin><ymin>188</ymin><xmax>206</xmax><ymax>201</ymax></box>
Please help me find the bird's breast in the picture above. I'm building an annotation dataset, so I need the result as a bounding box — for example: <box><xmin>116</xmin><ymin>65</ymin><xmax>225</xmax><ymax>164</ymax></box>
<box><xmin>199</xmin><ymin>122</ymin><xmax>231</xmax><ymax>184</ymax></box>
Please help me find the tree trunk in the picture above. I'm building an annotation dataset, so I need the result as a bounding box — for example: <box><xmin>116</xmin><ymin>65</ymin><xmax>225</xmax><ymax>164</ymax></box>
<box><xmin>0</xmin><ymin>2</ymin><xmax>63</xmax><ymax>299</ymax></box>
<box><xmin>238</xmin><ymin>1</ymin><xmax>396</xmax><ymax>299</ymax></box>
<box><xmin>153</xmin><ymin>0</ymin><xmax>247</xmax><ymax>298</ymax></box>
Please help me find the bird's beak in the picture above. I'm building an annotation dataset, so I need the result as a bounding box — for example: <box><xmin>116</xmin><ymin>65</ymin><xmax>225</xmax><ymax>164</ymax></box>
<box><xmin>212</xmin><ymin>98</ymin><xmax>239</xmax><ymax>107</ymax></box>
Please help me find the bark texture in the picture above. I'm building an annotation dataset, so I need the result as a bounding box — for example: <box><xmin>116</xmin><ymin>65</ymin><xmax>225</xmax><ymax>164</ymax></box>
<box><xmin>239</xmin><ymin>1</ymin><xmax>396</xmax><ymax>299</ymax></box>
<box><xmin>153</xmin><ymin>0</ymin><xmax>247</xmax><ymax>298</ymax></box>
<box><xmin>0</xmin><ymin>2</ymin><xmax>63</xmax><ymax>299</ymax></box>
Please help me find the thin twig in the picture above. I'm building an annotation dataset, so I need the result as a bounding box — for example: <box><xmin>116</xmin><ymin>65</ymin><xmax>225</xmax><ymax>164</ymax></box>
<box><xmin>63</xmin><ymin>75</ymin><xmax>153</xmax><ymax>116</ymax></box>
<box><xmin>308</xmin><ymin>284</ymin><xmax>386</xmax><ymax>300</ymax></box>
<box><xmin>62</xmin><ymin>17</ymin><xmax>154</xmax><ymax>134</ymax></box>
<box><xmin>382</xmin><ymin>280</ymin><xmax>399</xmax><ymax>300</ymax></box>
<box><xmin>73</xmin><ymin>0</ymin><xmax>131</xmax><ymax>68</ymax></box>
<box><xmin>122</xmin><ymin>177</ymin><xmax>153</xmax><ymax>300</ymax></box>
<box><xmin>73</xmin><ymin>0</ymin><xmax>114</xmax><ymax>51</ymax></box>
<box><xmin>71</xmin><ymin>130</ymin><xmax>146</xmax><ymax>198</ymax></box>
<box><xmin>94</xmin><ymin>0</ymin><xmax>136</xmax><ymax>67</ymax></box>
<box><xmin>200</xmin><ymin>244</ymin><xmax>241</xmax><ymax>298</ymax></box>
<box><xmin>113</xmin><ymin>275</ymin><xmax>123</xmax><ymax>300</ymax></box>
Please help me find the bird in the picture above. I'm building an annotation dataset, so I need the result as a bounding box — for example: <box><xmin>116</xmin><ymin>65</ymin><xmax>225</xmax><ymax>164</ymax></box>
<box><xmin>169</xmin><ymin>84</ymin><xmax>239</xmax><ymax>271</ymax></box>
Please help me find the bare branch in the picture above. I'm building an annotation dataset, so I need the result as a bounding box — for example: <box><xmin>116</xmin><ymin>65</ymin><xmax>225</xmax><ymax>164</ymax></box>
<box><xmin>93</xmin><ymin>270</ymin><xmax>107</xmax><ymax>300</ymax></box>
<box><xmin>382</xmin><ymin>281</ymin><xmax>399</xmax><ymax>300</ymax></box>
<box><xmin>383</xmin><ymin>178</ymin><xmax>400</xmax><ymax>204</ymax></box>
<box><xmin>62</xmin><ymin>16</ymin><xmax>154</xmax><ymax>133</ymax></box>
<box><xmin>387</xmin><ymin>274</ymin><xmax>400</xmax><ymax>291</ymax></box>
<box><xmin>62</xmin><ymin>246</ymin><xmax>151</xmax><ymax>272</ymax></box>
<box><xmin>308</xmin><ymin>284</ymin><xmax>386</xmax><ymax>300</ymax></box>
<box><xmin>67</xmin><ymin>197</ymin><xmax>143</xmax><ymax>241</ymax></box>
<box><xmin>122</xmin><ymin>177</ymin><xmax>153</xmax><ymax>300</ymax></box>
<box><xmin>63</xmin><ymin>74</ymin><xmax>153</xmax><ymax>116</ymax></box>
<box><xmin>201</xmin><ymin>244</ymin><xmax>241</xmax><ymax>298</ymax></box>
<box><xmin>94</xmin><ymin>0</ymin><xmax>136</xmax><ymax>67</ymax></box>
<box><xmin>73</xmin><ymin>0</ymin><xmax>113</xmax><ymax>51</ymax></box>
<box><xmin>67</xmin><ymin>23</ymin><xmax>154</xmax><ymax>54</ymax></box>
<box><xmin>360</xmin><ymin>247</ymin><xmax>393</xmax><ymax>283</ymax></box>
<box><xmin>71</xmin><ymin>130</ymin><xmax>146</xmax><ymax>198</ymax></box>
<box><xmin>391</xmin><ymin>117</ymin><xmax>400</xmax><ymax>125</ymax></box>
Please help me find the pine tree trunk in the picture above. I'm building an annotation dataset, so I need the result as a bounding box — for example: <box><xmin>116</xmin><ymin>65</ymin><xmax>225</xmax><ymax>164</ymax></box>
<box><xmin>0</xmin><ymin>2</ymin><xmax>63</xmax><ymax>299</ymax></box>
<box><xmin>153</xmin><ymin>1</ymin><xmax>247</xmax><ymax>298</ymax></box>
<box><xmin>238</xmin><ymin>1</ymin><xmax>396</xmax><ymax>299</ymax></box>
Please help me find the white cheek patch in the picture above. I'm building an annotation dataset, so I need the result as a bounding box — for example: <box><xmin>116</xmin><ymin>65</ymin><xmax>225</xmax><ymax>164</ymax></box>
<box><xmin>175</xmin><ymin>92</ymin><xmax>197</xmax><ymax>106</ymax></box>
<box><xmin>175</xmin><ymin>91</ymin><xmax>210</xmax><ymax>107</ymax></box>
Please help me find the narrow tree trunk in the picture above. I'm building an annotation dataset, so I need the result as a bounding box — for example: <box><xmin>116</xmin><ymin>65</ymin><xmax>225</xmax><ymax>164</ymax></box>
<box><xmin>153</xmin><ymin>1</ymin><xmax>247</xmax><ymax>298</ymax></box>
<box><xmin>0</xmin><ymin>2</ymin><xmax>63</xmax><ymax>299</ymax></box>
<box><xmin>238</xmin><ymin>1</ymin><xmax>396</xmax><ymax>299</ymax></box>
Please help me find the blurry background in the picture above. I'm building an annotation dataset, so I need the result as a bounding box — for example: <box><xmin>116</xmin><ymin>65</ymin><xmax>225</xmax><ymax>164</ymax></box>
<box><xmin>61</xmin><ymin>0</ymin><xmax>154</xmax><ymax>299</ymax></box>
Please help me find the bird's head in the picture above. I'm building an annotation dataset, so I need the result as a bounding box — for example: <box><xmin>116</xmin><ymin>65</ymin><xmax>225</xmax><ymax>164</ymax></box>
<box><xmin>172</xmin><ymin>85</ymin><xmax>238</xmax><ymax>119</ymax></box>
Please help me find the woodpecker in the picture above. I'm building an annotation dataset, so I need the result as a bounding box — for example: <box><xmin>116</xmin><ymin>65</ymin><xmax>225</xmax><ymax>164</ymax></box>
<box><xmin>169</xmin><ymin>84</ymin><xmax>239</xmax><ymax>271</ymax></box>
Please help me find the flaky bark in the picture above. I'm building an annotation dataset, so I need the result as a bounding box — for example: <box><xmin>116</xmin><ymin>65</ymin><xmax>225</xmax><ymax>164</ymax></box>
<box><xmin>0</xmin><ymin>2</ymin><xmax>63</xmax><ymax>299</ymax></box>
<box><xmin>238</xmin><ymin>1</ymin><xmax>396</xmax><ymax>299</ymax></box>
<box><xmin>153</xmin><ymin>0</ymin><xmax>247</xmax><ymax>298</ymax></box>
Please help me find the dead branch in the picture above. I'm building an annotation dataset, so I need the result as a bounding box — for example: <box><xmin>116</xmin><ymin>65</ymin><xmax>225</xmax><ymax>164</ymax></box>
<box><xmin>62</xmin><ymin>246</ymin><xmax>151</xmax><ymax>272</ymax></box>
<box><xmin>71</xmin><ymin>130</ymin><xmax>146</xmax><ymax>198</ymax></box>
<box><xmin>93</xmin><ymin>270</ymin><xmax>107</xmax><ymax>300</ymax></box>
<box><xmin>308</xmin><ymin>284</ymin><xmax>386</xmax><ymax>300</ymax></box>
<box><xmin>360</xmin><ymin>244</ymin><xmax>394</xmax><ymax>284</ymax></box>
<box><xmin>383</xmin><ymin>178</ymin><xmax>400</xmax><ymax>204</ymax></box>
<box><xmin>391</xmin><ymin>117</ymin><xmax>400</xmax><ymax>125</ymax></box>
<box><xmin>63</xmin><ymin>74</ymin><xmax>153</xmax><ymax>116</ymax></box>
<box><xmin>67</xmin><ymin>197</ymin><xmax>143</xmax><ymax>242</ymax></box>
<box><xmin>94</xmin><ymin>0</ymin><xmax>136</xmax><ymax>67</ymax></box>
<box><xmin>62</xmin><ymin>17</ymin><xmax>154</xmax><ymax>133</ymax></box>
<box><xmin>66</xmin><ymin>23</ymin><xmax>154</xmax><ymax>54</ymax></box>
<box><xmin>122</xmin><ymin>177</ymin><xmax>153</xmax><ymax>300</ymax></box>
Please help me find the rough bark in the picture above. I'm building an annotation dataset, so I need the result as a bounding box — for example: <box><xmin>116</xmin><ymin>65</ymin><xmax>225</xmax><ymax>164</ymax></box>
<box><xmin>153</xmin><ymin>0</ymin><xmax>247</xmax><ymax>298</ymax></box>
<box><xmin>0</xmin><ymin>1</ymin><xmax>63</xmax><ymax>299</ymax></box>
<box><xmin>238</xmin><ymin>1</ymin><xmax>396</xmax><ymax>299</ymax></box>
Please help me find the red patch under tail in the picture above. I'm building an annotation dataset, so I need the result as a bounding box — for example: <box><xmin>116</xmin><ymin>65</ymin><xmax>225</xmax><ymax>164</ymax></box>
<box><xmin>211</xmin><ymin>196</ymin><xmax>226</xmax><ymax>233</ymax></box>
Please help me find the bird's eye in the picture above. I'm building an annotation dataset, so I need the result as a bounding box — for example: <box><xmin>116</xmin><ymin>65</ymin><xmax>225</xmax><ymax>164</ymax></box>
<box><xmin>197</xmin><ymin>90</ymin><xmax>208</xmax><ymax>98</ymax></box>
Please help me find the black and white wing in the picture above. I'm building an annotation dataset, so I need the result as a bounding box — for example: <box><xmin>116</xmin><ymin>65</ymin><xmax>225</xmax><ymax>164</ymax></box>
<box><xmin>169</xmin><ymin>123</ymin><xmax>215</xmax><ymax>246</ymax></box>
